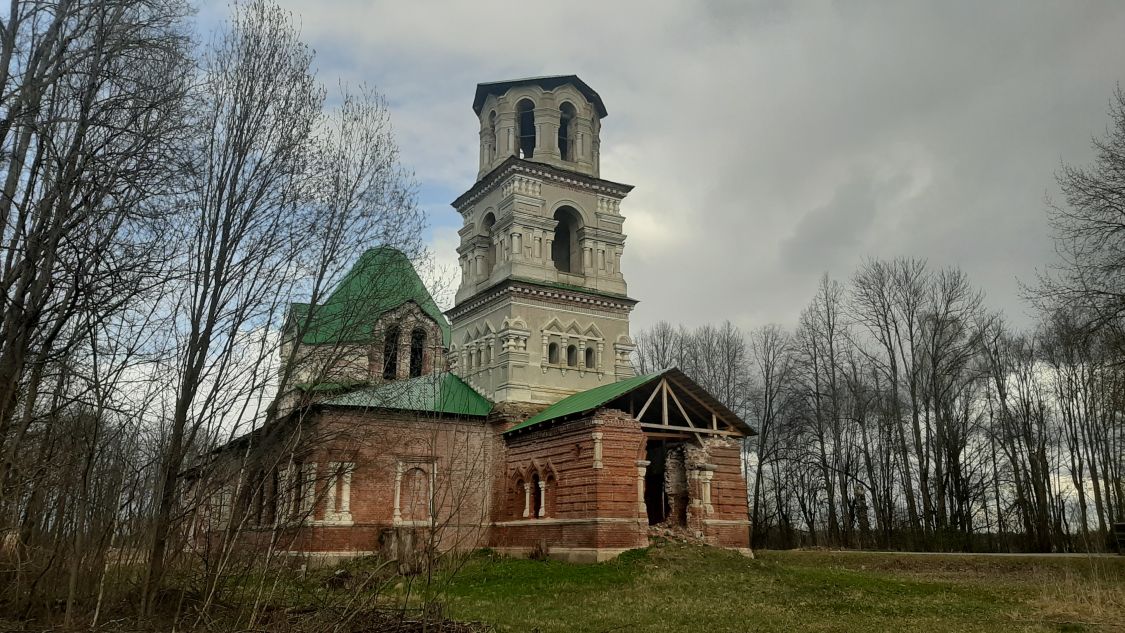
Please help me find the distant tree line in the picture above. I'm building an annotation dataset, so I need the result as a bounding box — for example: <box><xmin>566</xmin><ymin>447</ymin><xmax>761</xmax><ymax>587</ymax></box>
<box><xmin>635</xmin><ymin>91</ymin><xmax>1125</xmax><ymax>554</ymax></box>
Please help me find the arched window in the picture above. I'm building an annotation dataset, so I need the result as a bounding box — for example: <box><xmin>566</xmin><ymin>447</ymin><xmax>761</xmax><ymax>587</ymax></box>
<box><xmin>558</xmin><ymin>102</ymin><xmax>576</xmax><ymax>161</ymax></box>
<box><xmin>382</xmin><ymin>326</ymin><xmax>400</xmax><ymax>380</ymax></box>
<box><xmin>401</xmin><ymin>467</ymin><xmax>430</xmax><ymax>522</ymax></box>
<box><xmin>530</xmin><ymin>473</ymin><xmax>542</xmax><ymax>518</ymax></box>
<box><xmin>585</xmin><ymin>347</ymin><xmax>595</xmax><ymax>369</ymax></box>
<box><xmin>409</xmin><ymin>328</ymin><xmax>426</xmax><ymax>377</ymax></box>
<box><xmin>517</xmin><ymin>99</ymin><xmax>535</xmax><ymax>159</ymax></box>
<box><xmin>567</xmin><ymin>345</ymin><xmax>578</xmax><ymax>367</ymax></box>
<box><xmin>552</xmin><ymin>206</ymin><xmax>582</xmax><ymax>274</ymax></box>
<box><xmin>548</xmin><ymin>342</ymin><xmax>559</xmax><ymax>365</ymax></box>
<box><xmin>515</xmin><ymin>478</ymin><xmax>525</xmax><ymax>519</ymax></box>
<box><xmin>483</xmin><ymin>340</ymin><xmax>491</xmax><ymax>366</ymax></box>
<box><xmin>487</xmin><ymin>110</ymin><xmax>497</xmax><ymax>162</ymax></box>
<box><xmin>481</xmin><ymin>212</ymin><xmax>496</xmax><ymax>278</ymax></box>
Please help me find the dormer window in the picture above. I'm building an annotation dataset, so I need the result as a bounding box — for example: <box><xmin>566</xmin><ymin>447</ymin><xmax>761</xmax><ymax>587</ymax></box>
<box><xmin>558</xmin><ymin>102</ymin><xmax>576</xmax><ymax>161</ymax></box>
<box><xmin>517</xmin><ymin>99</ymin><xmax>535</xmax><ymax>159</ymax></box>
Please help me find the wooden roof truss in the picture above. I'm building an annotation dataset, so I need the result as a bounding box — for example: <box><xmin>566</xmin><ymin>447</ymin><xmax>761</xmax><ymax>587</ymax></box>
<box><xmin>614</xmin><ymin>376</ymin><xmax>744</xmax><ymax>444</ymax></box>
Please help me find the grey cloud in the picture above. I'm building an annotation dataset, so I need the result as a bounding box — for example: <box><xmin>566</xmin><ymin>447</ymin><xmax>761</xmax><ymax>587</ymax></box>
<box><xmin>247</xmin><ymin>0</ymin><xmax>1125</xmax><ymax>333</ymax></box>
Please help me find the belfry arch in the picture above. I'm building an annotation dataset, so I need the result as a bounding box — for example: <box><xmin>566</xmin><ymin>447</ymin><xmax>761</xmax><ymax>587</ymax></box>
<box><xmin>480</xmin><ymin>211</ymin><xmax>496</xmax><ymax>278</ymax></box>
<box><xmin>558</xmin><ymin>101</ymin><xmax>576</xmax><ymax>161</ymax></box>
<box><xmin>516</xmin><ymin>99</ymin><xmax>535</xmax><ymax>159</ymax></box>
<box><xmin>551</xmin><ymin>206</ymin><xmax>582</xmax><ymax>275</ymax></box>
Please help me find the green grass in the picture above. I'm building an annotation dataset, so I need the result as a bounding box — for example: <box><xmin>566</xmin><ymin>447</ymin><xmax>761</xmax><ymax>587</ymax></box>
<box><xmin>437</xmin><ymin>543</ymin><xmax>1125</xmax><ymax>633</ymax></box>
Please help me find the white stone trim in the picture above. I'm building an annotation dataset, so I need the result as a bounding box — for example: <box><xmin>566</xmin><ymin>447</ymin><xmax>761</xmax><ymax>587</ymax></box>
<box><xmin>494</xmin><ymin>517</ymin><xmax>646</xmax><ymax>527</ymax></box>
<box><xmin>702</xmin><ymin>519</ymin><xmax>753</xmax><ymax>526</ymax></box>
<box><xmin>636</xmin><ymin>460</ymin><xmax>650</xmax><ymax>515</ymax></box>
<box><xmin>323</xmin><ymin>461</ymin><xmax>354</xmax><ymax>526</ymax></box>
<box><xmin>300</xmin><ymin>462</ymin><xmax>317</xmax><ymax>515</ymax></box>
<box><xmin>393</xmin><ymin>457</ymin><xmax>436</xmax><ymax>526</ymax></box>
<box><xmin>492</xmin><ymin>546</ymin><xmax>636</xmax><ymax>563</ymax></box>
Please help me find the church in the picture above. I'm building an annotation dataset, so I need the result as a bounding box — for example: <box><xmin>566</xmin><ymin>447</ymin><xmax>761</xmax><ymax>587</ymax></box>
<box><xmin>197</xmin><ymin>76</ymin><xmax>754</xmax><ymax>563</ymax></box>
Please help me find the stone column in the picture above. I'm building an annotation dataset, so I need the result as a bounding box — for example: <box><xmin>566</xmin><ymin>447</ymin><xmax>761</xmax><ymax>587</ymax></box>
<box><xmin>393</xmin><ymin>463</ymin><xmax>403</xmax><ymax>523</ymax></box>
<box><xmin>592</xmin><ymin>431</ymin><xmax>604</xmax><ymax>469</ymax></box>
<box><xmin>478</xmin><ymin>128</ymin><xmax>489</xmax><ymax>170</ymax></box>
<box><xmin>537</xmin><ymin>480</ymin><xmax>548</xmax><ymax>518</ymax></box>
<box><xmin>522</xmin><ymin>482</ymin><xmax>531</xmax><ymax>518</ymax></box>
<box><xmin>701</xmin><ymin>470</ymin><xmax>714</xmax><ymax>515</ymax></box>
<box><xmin>636</xmin><ymin>460</ymin><xmax>651</xmax><ymax>516</ymax></box>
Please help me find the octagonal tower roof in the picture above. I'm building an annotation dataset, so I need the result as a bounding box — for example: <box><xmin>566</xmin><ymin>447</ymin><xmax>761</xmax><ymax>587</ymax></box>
<box><xmin>472</xmin><ymin>75</ymin><xmax>607</xmax><ymax>117</ymax></box>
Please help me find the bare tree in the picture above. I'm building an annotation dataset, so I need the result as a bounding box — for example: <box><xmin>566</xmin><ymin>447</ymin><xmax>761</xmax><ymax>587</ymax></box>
<box><xmin>142</xmin><ymin>0</ymin><xmax>423</xmax><ymax>611</ymax></box>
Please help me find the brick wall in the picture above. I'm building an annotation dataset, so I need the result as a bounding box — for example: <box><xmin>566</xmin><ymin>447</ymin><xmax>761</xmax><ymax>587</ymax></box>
<box><xmin>491</xmin><ymin>407</ymin><xmax>648</xmax><ymax>553</ymax></box>
<box><xmin>197</xmin><ymin>402</ymin><xmax>750</xmax><ymax>561</ymax></box>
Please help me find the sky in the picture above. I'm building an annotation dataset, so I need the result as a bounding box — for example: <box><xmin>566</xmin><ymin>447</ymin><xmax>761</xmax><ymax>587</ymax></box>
<box><xmin>199</xmin><ymin>1</ymin><xmax>1125</xmax><ymax>333</ymax></box>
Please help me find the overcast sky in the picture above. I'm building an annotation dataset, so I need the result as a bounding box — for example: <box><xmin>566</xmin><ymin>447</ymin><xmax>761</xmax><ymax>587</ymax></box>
<box><xmin>202</xmin><ymin>1</ymin><xmax>1125</xmax><ymax>333</ymax></box>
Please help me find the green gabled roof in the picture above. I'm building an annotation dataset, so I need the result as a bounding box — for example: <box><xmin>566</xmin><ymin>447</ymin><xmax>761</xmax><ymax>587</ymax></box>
<box><xmin>289</xmin><ymin>247</ymin><xmax>450</xmax><ymax>346</ymax></box>
<box><xmin>321</xmin><ymin>372</ymin><xmax>492</xmax><ymax>417</ymax></box>
<box><xmin>294</xmin><ymin>380</ymin><xmax>366</xmax><ymax>393</ymax></box>
<box><xmin>504</xmin><ymin>371</ymin><xmax>666</xmax><ymax>434</ymax></box>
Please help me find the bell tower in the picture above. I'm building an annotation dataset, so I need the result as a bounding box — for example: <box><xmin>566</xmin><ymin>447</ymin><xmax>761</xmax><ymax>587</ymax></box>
<box><xmin>448</xmin><ymin>75</ymin><xmax>636</xmax><ymax>405</ymax></box>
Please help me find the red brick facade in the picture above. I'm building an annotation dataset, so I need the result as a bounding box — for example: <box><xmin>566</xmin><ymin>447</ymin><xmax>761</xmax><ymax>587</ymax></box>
<box><xmin>196</xmin><ymin>404</ymin><xmax>750</xmax><ymax>563</ymax></box>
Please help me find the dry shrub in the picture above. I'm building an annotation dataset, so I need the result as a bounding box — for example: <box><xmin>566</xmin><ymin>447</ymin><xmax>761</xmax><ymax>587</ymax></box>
<box><xmin>1029</xmin><ymin>568</ymin><xmax>1125</xmax><ymax>631</ymax></box>
<box><xmin>528</xmin><ymin>540</ymin><xmax>550</xmax><ymax>561</ymax></box>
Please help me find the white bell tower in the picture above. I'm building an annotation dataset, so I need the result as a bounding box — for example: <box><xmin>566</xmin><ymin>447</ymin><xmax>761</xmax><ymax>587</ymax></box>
<box><xmin>448</xmin><ymin>76</ymin><xmax>636</xmax><ymax>405</ymax></box>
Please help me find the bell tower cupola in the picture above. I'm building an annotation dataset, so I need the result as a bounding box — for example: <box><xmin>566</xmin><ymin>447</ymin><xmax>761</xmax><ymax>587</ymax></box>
<box><xmin>448</xmin><ymin>75</ymin><xmax>637</xmax><ymax>406</ymax></box>
<box><xmin>474</xmin><ymin>75</ymin><xmax>606</xmax><ymax>180</ymax></box>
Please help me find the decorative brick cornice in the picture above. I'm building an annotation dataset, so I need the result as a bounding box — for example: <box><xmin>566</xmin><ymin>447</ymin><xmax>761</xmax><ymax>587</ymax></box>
<box><xmin>446</xmin><ymin>279</ymin><xmax>637</xmax><ymax>322</ymax></box>
<box><xmin>452</xmin><ymin>156</ymin><xmax>633</xmax><ymax>213</ymax></box>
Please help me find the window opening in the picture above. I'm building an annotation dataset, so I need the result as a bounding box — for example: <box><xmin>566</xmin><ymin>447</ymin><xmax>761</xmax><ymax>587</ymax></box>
<box><xmin>517</xmin><ymin>99</ymin><xmax>536</xmax><ymax>158</ymax></box>
<box><xmin>585</xmin><ymin>347</ymin><xmax>595</xmax><ymax>369</ymax></box>
<box><xmin>481</xmin><ymin>212</ymin><xmax>496</xmax><ymax>278</ymax></box>
<box><xmin>551</xmin><ymin>206</ymin><xmax>582</xmax><ymax>274</ymax></box>
<box><xmin>402</xmin><ymin>467</ymin><xmax>430</xmax><ymax>522</ymax></box>
<box><xmin>383</xmin><ymin>326</ymin><xmax>400</xmax><ymax>380</ymax></box>
<box><xmin>548</xmin><ymin>342</ymin><xmax>559</xmax><ymax>364</ymax></box>
<box><xmin>530</xmin><ymin>473</ymin><xmax>542</xmax><ymax>518</ymax></box>
<box><xmin>558</xmin><ymin>102</ymin><xmax>576</xmax><ymax>161</ymax></box>
<box><xmin>567</xmin><ymin>345</ymin><xmax>578</xmax><ymax>367</ymax></box>
<box><xmin>409</xmin><ymin>328</ymin><xmax>426</xmax><ymax>377</ymax></box>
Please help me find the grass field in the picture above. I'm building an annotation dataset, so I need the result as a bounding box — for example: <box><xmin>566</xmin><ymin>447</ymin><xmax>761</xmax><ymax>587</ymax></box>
<box><xmin>439</xmin><ymin>542</ymin><xmax>1125</xmax><ymax>633</ymax></box>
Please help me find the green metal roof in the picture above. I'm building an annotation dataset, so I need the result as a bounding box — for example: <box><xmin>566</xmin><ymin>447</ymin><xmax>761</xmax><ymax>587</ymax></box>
<box><xmin>294</xmin><ymin>380</ymin><xmax>366</xmax><ymax>393</ymax></box>
<box><xmin>289</xmin><ymin>247</ymin><xmax>450</xmax><ymax>347</ymax></box>
<box><xmin>321</xmin><ymin>372</ymin><xmax>492</xmax><ymax>417</ymax></box>
<box><xmin>504</xmin><ymin>371</ymin><xmax>666</xmax><ymax>434</ymax></box>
